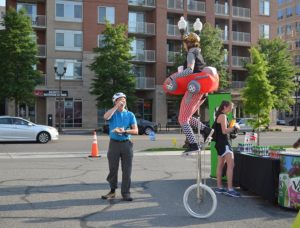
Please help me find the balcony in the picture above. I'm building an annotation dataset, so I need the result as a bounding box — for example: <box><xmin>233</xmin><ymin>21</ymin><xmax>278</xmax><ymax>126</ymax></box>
<box><xmin>131</xmin><ymin>50</ymin><xmax>156</xmax><ymax>62</ymax></box>
<box><xmin>232</xmin><ymin>6</ymin><xmax>250</xmax><ymax>19</ymax></box>
<box><xmin>167</xmin><ymin>24</ymin><xmax>181</xmax><ymax>37</ymax></box>
<box><xmin>231</xmin><ymin>56</ymin><xmax>250</xmax><ymax>68</ymax></box>
<box><xmin>128</xmin><ymin>22</ymin><xmax>155</xmax><ymax>36</ymax></box>
<box><xmin>232</xmin><ymin>31</ymin><xmax>250</xmax><ymax>43</ymax></box>
<box><xmin>37</xmin><ymin>74</ymin><xmax>47</xmax><ymax>86</ymax></box>
<box><xmin>187</xmin><ymin>0</ymin><xmax>205</xmax><ymax>13</ymax></box>
<box><xmin>167</xmin><ymin>51</ymin><xmax>180</xmax><ymax>63</ymax></box>
<box><xmin>215</xmin><ymin>3</ymin><xmax>229</xmax><ymax>16</ymax></box>
<box><xmin>37</xmin><ymin>44</ymin><xmax>46</xmax><ymax>58</ymax></box>
<box><xmin>26</xmin><ymin>14</ymin><xmax>46</xmax><ymax>28</ymax></box>
<box><xmin>135</xmin><ymin>77</ymin><xmax>155</xmax><ymax>90</ymax></box>
<box><xmin>128</xmin><ymin>0</ymin><xmax>155</xmax><ymax>8</ymax></box>
<box><xmin>220</xmin><ymin>30</ymin><xmax>228</xmax><ymax>41</ymax></box>
<box><xmin>167</xmin><ymin>0</ymin><xmax>183</xmax><ymax>10</ymax></box>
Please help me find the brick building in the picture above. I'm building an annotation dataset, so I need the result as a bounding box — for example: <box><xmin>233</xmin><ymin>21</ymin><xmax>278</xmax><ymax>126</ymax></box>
<box><xmin>4</xmin><ymin>0</ymin><xmax>277</xmax><ymax>129</ymax></box>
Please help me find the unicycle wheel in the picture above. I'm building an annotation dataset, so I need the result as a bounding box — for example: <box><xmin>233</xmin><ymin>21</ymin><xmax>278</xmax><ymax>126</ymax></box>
<box><xmin>183</xmin><ymin>183</ymin><xmax>217</xmax><ymax>218</ymax></box>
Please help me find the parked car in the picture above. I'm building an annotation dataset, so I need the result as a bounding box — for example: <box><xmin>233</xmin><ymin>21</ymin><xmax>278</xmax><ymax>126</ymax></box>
<box><xmin>237</xmin><ymin>118</ymin><xmax>254</xmax><ymax>134</ymax></box>
<box><xmin>102</xmin><ymin>118</ymin><xmax>158</xmax><ymax>135</ymax></box>
<box><xmin>0</xmin><ymin>116</ymin><xmax>59</xmax><ymax>143</ymax></box>
<box><xmin>288</xmin><ymin>117</ymin><xmax>300</xmax><ymax>126</ymax></box>
<box><xmin>276</xmin><ymin>119</ymin><xmax>286</xmax><ymax>125</ymax></box>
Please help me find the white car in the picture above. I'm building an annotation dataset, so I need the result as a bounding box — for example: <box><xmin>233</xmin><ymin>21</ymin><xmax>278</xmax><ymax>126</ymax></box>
<box><xmin>0</xmin><ymin>116</ymin><xmax>59</xmax><ymax>143</ymax></box>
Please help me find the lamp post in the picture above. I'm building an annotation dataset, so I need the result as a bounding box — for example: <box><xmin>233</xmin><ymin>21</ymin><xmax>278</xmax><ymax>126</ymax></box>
<box><xmin>294</xmin><ymin>75</ymin><xmax>300</xmax><ymax>131</ymax></box>
<box><xmin>54</xmin><ymin>62</ymin><xmax>67</xmax><ymax>133</ymax></box>
<box><xmin>177</xmin><ymin>16</ymin><xmax>187</xmax><ymax>37</ymax></box>
<box><xmin>193</xmin><ymin>18</ymin><xmax>203</xmax><ymax>35</ymax></box>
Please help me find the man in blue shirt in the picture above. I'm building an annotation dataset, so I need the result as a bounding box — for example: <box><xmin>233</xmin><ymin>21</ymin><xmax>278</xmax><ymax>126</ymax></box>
<box><xmin>101</xmin><ymin>92</ymin><xmax>138</xmax><ymax>201</ymax></box>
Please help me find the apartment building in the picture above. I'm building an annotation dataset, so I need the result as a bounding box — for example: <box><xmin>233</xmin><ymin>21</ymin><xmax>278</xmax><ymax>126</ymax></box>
<box><xmin>0</xmin><ymin>6</ymin><xmax>4</xmax><ymax>30</ymax></box>
<box><xmin>277</xmin><ymin>0</ymin><xmax>300</xmax><ymax>122</ymax></box>
<box><xmin>4</xmin><ymin>0</ymin><xmax>277</xmax><ymax>129</ymax></box>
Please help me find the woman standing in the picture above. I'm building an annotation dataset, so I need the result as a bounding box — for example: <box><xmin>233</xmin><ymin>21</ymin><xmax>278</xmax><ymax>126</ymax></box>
<box><xmin>214</xmin><ymin>100</ymin><xmax>240</xmax><ymax>197</ymax></box>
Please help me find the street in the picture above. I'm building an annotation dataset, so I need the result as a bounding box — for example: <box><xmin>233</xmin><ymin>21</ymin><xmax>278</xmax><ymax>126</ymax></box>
<box><xmin>0</xmin><ymin>152</ymin><xmax>296</xmax><ymax>228</ymax></box>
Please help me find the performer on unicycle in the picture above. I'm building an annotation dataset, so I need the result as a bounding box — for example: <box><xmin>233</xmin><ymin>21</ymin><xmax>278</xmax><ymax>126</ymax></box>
<box><xmin>164</xmin><ymin>32</ymin><xmax>214</xmax><ymax>154</ymax></box>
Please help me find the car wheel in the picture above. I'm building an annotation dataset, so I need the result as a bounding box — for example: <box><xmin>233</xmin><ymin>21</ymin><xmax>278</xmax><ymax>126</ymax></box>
<box><xmin>37</xmin><ymin>132</ymin><xmax>50</xmax><ymax>143</ymax></box>
<box><xmin>144</xmin><ymin>127</ymin><xmax>154</xmax><ymax>135</ymax></box>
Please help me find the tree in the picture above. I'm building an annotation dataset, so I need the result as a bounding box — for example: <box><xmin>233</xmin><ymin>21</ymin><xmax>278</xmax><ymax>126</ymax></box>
<box><xmin>0</xmin><ymin>7</ymin><xmax>40</xmax><ymax>116</ymax></box>
<box><xmin>242</xmin><ymin>47</ymin><xmax>275</xmax><ymax>145</ymax></box>
<box><xmin>258</xmin><ymin>38</ymin><xmax>296</xmax><ymax>112</ymax></box>
<box><xmin>89</xmin><ymin>22</ymin><xmax>136</xmax><ymax>109</ymax></box>
<box><xmin>200</xmin><ymin>23</ymin><xmax>230</xmax><ymax>90</ymax></box>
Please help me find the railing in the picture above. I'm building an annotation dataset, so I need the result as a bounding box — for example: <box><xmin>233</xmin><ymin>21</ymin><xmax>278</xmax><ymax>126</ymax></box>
<box><xmin>232</xmin><ymin>31</ymin><xmax>251</xmax><ymax>43</ymax></box>
<box><xmin>135</xmin><ymin>77</ymin><xmax>155</xmax><ymax>89</ymax></box>
<box><xmin>187</xmin><ymin>0</ymin><xmax>205</xmax><ymax>13</ymax></box>
<box><xmin>167</xmin><ymin>0</ymin><xmax>183</xmax><ymax>10</ymax></box>
<box><xmin>215</xmin><ymin>3</ymin><xmax>229</xmax><ymax>15</ymax></box>
<box><xmin>128</xmin><ymin>0</ymin><xmax>155</xmax><ymax>7</ymax></box>
<box><xmin>26</xmin><ymin>14</ymin><xmax>47</xmax><ymax>28</ymax></box>
<box><xmin>167</xmin><ymin>24</ymin><xmax>181</xmax><ymax>36</ymax></box>
<box><xmin>131</xmin><ymin>50</ymin><xmax>156</xmax><ymax>62</ymax></box>
<box><xmin>37</xmin><ymin>44</ymin><xmax>46</xmax><ymax>58</ymax></box>
<box><xmin>220</xmin><ymin>30</ymin><xmax>228</xmax><ymax>41</ymax></box>
<box><xmin>231</xmin><ymin>56</ymin><xmax>250</xmax><ymax>67</ymax></box>
<box><xmin>167</xmin><ymin>51</ymin><xmax>180</xmax><ymax>63</ymax></box>
<box><xmin>231</xmin><ymin>81</ymin><xmax>246</xmax><ymax>88</ymax></box>
<box><xmin>232</xmin><ymin>6</ymin><xmax>250</xmax><ymax>18</ymax></box>
<box><xmin>128</xmin><ymin>22</ymin><xmax>155</xmax><ymax>35</ymax></box>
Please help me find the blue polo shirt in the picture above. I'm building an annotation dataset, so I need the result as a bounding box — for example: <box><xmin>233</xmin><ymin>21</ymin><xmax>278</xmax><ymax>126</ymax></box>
<box><xmin>108</xmin><ymin>109</ymin><xmax>137</xmax><ymax>141</ymax></box>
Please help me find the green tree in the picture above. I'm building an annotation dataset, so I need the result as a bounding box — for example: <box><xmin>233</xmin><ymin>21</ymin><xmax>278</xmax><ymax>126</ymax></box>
<box><xmin>89</xmin><ymin>22</ymin><xmax>136</xmax><ymax>109</ymax></box>
<box><xmin>242</xmin><ymin>47</ymin><xmax>275</xmax><ymax>145</ymax></box>
<box><xmin>258</xmin><ymin>38</ymin><xmax>296</xmax><ymax>111</ymax></box>
<box><xmin>0</xmin><ymin>7</ymin><xmax>40</xmax><ymax>116</ymax></box>
<box><xmin>200</xmin><ymin>23</ymin><xmax>230</xmax><ymax>90</ymax></box>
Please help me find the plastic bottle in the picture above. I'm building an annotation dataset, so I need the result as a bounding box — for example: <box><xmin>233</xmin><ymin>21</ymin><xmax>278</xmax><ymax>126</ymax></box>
<box><xmin>149</xmin><ymin>131</ymin><xmax>156</xmax><ymax>141</ymax></box>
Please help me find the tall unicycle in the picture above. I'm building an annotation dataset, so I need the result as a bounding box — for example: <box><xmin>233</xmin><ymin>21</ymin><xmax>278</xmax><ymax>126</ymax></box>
<box><xmin>183</xmin><ymin>116</ymin><xmax>217</xmax><ymax>218</ymax></box>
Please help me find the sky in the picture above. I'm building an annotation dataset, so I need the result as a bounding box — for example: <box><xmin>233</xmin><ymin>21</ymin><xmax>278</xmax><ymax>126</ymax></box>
<box><xmin>0</xmin><ymin>0</ymin><xmax>5</xmax><ymax>7</ymax></box>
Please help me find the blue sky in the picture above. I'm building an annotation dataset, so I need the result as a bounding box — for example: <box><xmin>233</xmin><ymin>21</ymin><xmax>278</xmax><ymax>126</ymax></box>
<box><xmin>0</xmin><ymin>0</ymin><xmax>5</xmax><ymax>6</ymax></box>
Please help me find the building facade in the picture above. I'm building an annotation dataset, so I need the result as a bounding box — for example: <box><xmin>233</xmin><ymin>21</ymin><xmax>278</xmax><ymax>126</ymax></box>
<box><xmin>4</xmin><ymin>0</ymin><xmax>277</xmax><ymax>129</ymax></box>
<box><xmin>277</xmin><ymin>0</ymin><xmax>300</xmax><ymax>123</ymax></box>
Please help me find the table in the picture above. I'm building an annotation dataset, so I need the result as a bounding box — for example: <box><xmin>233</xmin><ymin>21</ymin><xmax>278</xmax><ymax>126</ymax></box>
<box><xmin>233</xmin><ymin>152</ymin><xmax>280</xmax><ymax>204</ymax></box>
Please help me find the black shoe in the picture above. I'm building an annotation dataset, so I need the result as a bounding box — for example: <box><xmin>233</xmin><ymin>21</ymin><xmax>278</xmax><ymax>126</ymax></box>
<box><xmin>201</xmin><ymin>127</ymin><xmax>214</xmax><ymax>143</ymax></box>
<box><xmin>182</xmin><ymin>143</ymin><xmax>200</xmax><ymax>156</ymax></box>
<box><xmin>122</xmin><ymin>195</ymin><xmax>133</xmax><ymax>201</ymax></box>
<box><xmin>101</xmin><ymin>191</ymin><xmax>116</xmax><ymax>200</ymax></box>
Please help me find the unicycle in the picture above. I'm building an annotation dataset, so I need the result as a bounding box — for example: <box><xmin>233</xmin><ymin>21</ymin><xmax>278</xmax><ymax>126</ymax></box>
<box><xmin>183</xmin><ymin>117</ymin><xmax>217</xmax><ymax>218</ymax></box>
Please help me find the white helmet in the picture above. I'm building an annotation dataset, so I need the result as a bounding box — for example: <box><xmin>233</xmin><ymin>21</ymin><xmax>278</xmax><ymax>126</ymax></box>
<box><xmin>112</xmin><ymin>92</ymin><xmax>126</xmax><ymax>103</ymax></box>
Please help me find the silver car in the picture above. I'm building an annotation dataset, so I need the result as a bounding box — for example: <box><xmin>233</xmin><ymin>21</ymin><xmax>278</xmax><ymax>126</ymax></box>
<box><xmin>0</xmin><ymin>116</ymin><xmax>59</xmax><ymax>143</ymax></box>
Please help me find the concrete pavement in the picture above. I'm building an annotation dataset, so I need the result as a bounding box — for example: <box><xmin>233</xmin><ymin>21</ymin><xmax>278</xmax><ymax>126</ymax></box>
<box><xmin>0</xmin><ymin>152</ymin><xmax>296</xmax><ymax>228</ymax></box>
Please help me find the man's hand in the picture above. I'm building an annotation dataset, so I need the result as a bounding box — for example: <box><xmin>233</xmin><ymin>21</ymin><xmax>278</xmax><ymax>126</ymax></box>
<box><xmin>113</xmin><ymin>127</ymin><xmax>125</xmax><ymax>134</ymax></box>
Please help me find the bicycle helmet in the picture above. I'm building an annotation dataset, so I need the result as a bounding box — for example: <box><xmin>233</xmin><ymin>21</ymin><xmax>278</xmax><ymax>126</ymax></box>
<box><xmin>112</xmin><ymin>92</ymin><xmax>126</xmax><ymax>103</ymax></box>
<box><xmin>183</xmin><ymin>32</ymin><xmax>200</xmax><ymax>43</ymax></box>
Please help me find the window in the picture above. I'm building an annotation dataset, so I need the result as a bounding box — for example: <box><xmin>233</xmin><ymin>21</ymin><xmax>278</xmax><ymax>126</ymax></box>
<box><xmin>296</xmin><ymin>22</ymin><xmax>300</xmax><ymax>33</ymax></box>
<box><xmin>296</xmin><ymin>4</ymin><xmax>300</xmax><ymax>16</ymax></box>
<box><xmin>259</xmin><ymin>0</ymin><xmax>270</xmax><ymax>16</ymax></box>
<box><xmin>277</xmin><ymin>9</ymin><xmax>284</xmax><ymax>20</ymax></box>
<box><xmin>259</xmin><ymin>24</ymin><xmax>270</xmax><ymax>39</ymax></box>
<box><xmin>277</xmin><ymin>25</ymin><xmax>284</xmax><ymax>36</ymax></box>
<box><xmin>98</xmin><ymin>6</ymin><xmax>115</xmax><ymax>24</ymax></box>
<box><xmin>55</xmin><ymin>59</ymin><xmax>82</xmax><ymax>80</ymax></box>
<box><xmin>55</xmin><ymin>98</ymin><xmax>82</xmax><ymax>128</ymax></box>
<box><xmin>296</xmin><ymin>39</ymin><xmax>300</xmax><ymax>49</ymax></box>
<box><xmin>55</xmin><ymin>0</ymin><xmax>82</xmax><ymax>22</ymax></box>
<box><xmin>128</xmin><ymin>11</ymin><xmax>144</xmax><ymax>33</ymax></box>
<box><xmin>98</xmin><ymin>34</ymin><xmax>105</xmax><ymax>47</ymax></box>
<box><xmin>286</xmin><ymin>23</ymin><xmax>293</xmax><ymax>35</ymax></box>
<box><xmin>17</xmin><ymin>3</ymin><xmax>37</xmax><ymax>16</ymax></box>
<box><xmin>295</xmin><ymin>55</ymin><xmax>300</xmax><ymax>65</ymax></box>
<box><xmin>55</xmin><ymin>30</ymin><xmax>82</xmax><ymax>51</ymax></box>
<box><xmin>286</xmin><ymin>7</ymin><xmax>293</xmax><ymax>18</ymax></box>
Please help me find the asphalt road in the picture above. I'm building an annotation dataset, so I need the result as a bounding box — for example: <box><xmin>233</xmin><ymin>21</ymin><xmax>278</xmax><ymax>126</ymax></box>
<box><xmin>0</xmin><ymin>130</ymin><xmax>299</xmax><ymax>155</ymax></box>
<box><xmin>0</xmin><ymin>153</ymin><xmax>296</xmax><ymax>228</ymax></box>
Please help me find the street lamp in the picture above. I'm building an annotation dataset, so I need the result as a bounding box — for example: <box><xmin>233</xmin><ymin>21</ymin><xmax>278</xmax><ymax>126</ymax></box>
<box><xmin>193</xmin><ymin>18</ymin><xmax>203</xmax><ymax>35</ymax></box>
<box><xmin>54</xmin><ymin>62</ymin><xmax>67</xmax><ymax>133</ymax></box>
<box><xmin>177</xmin><ymin>16</ymin><xmax>187</xmax><ymax>37</ymax></box>
<box><xmin>294</xmin><ymin>75</ymin><xmax>300</xmax><ymax>131</ymax></box>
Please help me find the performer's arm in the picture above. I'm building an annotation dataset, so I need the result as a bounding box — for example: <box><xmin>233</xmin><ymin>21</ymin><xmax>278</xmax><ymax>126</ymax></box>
<box><xmin>169</xmin><ymin>51</ymin><xmax>195</xmax><ymax>79</ymax></box>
